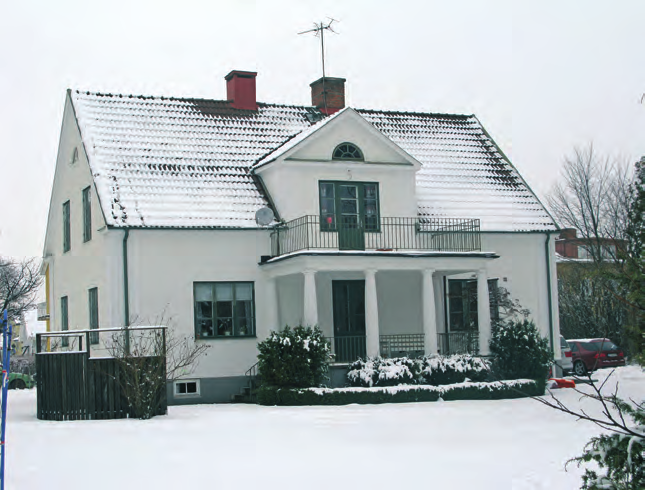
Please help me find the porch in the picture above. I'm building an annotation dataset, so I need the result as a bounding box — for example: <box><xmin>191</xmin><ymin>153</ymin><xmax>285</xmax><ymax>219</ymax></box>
<box><xmin>260</xmin><ymin>253</ymin><xmax>498</xmax><ymax>364</ymax></box>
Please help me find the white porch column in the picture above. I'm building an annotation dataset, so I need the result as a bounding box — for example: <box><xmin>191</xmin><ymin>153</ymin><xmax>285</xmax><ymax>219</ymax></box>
<box><xmin>303</xmin><ymin>270</ymin><xmax>318</xmax><ymax>327</ymax></box>
<box><xmin>266</xmin><ymin>277</ymin><xmax>279</xmax><ymax>331</ymax></box>
<box><xmin>422</xmin><ymin>269</ymin><xmax>438</xmax><ymax>355</ymax></box>
<box><xmin>364</xmin><ymin>269</ymin><xmax>380</xmax><ymax>358</ymax></box>
<box><xmin>477</xmin><ymin>269</ymin><xmax>491</xmax><ymax>355</ymax></box>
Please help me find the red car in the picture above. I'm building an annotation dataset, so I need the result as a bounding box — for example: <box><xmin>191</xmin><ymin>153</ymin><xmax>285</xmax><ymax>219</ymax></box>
<box><xmin>568</xmin><ymin>338</ymin><xmax>626</xmax><ymax>376</ymax></box>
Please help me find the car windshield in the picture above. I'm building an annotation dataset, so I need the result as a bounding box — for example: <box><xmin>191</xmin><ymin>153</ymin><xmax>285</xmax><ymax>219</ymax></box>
<box><xmin>582</xmin><ymin>341</ymin><xmax>619</xmax><ymax>352</ymax></box>
<box><xmin>560</xmin><ymin>337</ymin><xmax>570</xmax><ymax>349</ymax></box>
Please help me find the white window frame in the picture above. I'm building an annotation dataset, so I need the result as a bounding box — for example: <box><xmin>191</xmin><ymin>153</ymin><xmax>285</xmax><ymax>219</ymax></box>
<box><xmin>174</xmin><ymin>379</ymin><xmax>201</xmax><ymax>397</ymax></box>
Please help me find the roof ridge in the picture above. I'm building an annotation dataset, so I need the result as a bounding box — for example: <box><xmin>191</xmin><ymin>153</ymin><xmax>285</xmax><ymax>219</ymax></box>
<box><xmin>356</xmin><ymin>107</ymin><xmax>474</xmax><ymax>119</ymax></box>
<box><xmin>71</xmin><ymin>89</ymin><xmax>319</xmax><ymax>111</ymax></box>
<box><xmin>71</xmin><ymin>90</ymin><xmax>476</xmax><ymax>118</ymax></box>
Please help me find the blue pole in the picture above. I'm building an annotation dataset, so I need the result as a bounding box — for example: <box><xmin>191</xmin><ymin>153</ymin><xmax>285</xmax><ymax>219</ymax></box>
<box><xmin>0</xmin><ymin>310</ymin><xmax>12</xmax><ymax>490</ymax></box>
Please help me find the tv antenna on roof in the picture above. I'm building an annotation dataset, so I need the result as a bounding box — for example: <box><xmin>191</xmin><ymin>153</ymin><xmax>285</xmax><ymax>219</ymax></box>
<box><xmin>299</xmin><ymin>18</ymin><xmax>339</xmax><ymax>115</ymax></box>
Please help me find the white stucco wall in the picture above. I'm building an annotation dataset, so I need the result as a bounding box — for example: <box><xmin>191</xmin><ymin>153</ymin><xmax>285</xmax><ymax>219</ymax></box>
<box><xmin>44</xmin><ymin>93</ymin><xmax>124</xmax><ymax>345</ymax></box>
<box><xmin>257</xmin><ymin>115</ymin><xmax>418</xmax><ymax>223</ymax></box>
<box><xmin>125</xmin><ymin>229</ymin><xmax>273</xmax><ymax>378</ymax></box>
<box><xmin>480</xmin><ymin>232</ymin><xmax>560</xmax><ymax>357</ymax></box>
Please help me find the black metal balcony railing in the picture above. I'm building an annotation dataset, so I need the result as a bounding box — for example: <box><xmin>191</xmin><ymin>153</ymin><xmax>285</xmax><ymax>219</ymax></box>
<box><xmin>270</xmin><ymin>216</ymin><xmax>481</xmax><ymax>257</ymax></box>
<box><xmin>438</xmin><ymin>332</ymin><xmax>479</xmax><ymax>355</ymax></box>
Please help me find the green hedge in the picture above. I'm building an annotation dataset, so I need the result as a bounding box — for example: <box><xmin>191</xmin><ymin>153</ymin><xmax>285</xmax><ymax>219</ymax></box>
<box><xmin>256</xmin><ymin>379</ymin><xmax>542</xmax><ymax>406</ymax></box>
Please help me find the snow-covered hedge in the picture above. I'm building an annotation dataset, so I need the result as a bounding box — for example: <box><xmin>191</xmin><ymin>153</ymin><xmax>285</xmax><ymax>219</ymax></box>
<box><xmin>257</xmin><ymin>325</ymin><xmax>331</xmax><ymax>388</ymax></box>
<box><xmin>346</xmin><ymin>355</ymin><xmax>490</xmax><ymax>388</ymax></box>
<box><xmin>256</xmin><ymin>379</ymin><xmax>541</xmax><ymax>406</ymax></box>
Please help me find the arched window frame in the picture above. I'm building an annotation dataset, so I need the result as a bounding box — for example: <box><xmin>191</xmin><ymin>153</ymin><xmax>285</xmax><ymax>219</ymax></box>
<box><xmin>332</xmin><ymin>142</ymin><xmax>364</xmax><ymax>161</ymax></box>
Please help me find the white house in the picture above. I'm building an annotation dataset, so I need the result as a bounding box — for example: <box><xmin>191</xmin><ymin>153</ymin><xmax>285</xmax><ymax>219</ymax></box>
<box><xmin>42</xmin><ymin>70</ymin><xmax>560</xmax><ymax>404</ymax></box>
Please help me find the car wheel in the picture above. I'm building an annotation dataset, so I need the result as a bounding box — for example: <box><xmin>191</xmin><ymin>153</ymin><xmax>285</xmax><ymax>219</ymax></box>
<box><xmin>573</xmin><ymin>360</ymin><xmax>587</xmax><ymax>376</ymax></box>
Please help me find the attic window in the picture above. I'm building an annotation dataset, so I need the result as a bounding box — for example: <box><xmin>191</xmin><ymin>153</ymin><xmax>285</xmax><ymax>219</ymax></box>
<box><xmin>333</xmin><ymin>143</ymin><xmax>363</xmax><ymax>161</ymax></box>
<box><xmin>70</xmin><ymin>147</ymin><xmax>79</xmax><ymax>165</ymax></box>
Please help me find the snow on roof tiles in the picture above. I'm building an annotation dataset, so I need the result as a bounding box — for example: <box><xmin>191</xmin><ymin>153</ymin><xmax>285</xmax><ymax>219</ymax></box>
<box><xmin>71</xmin><ymin>90</ymin><xmax>556</xmax><ymax>231</ymax></box>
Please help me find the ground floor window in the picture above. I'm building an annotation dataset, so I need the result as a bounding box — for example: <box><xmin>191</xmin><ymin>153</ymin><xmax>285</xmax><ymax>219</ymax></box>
<box><xmin>88</xmin><ymin>287</ymin><xmax>99</xmax><ymax>345</ymax></box>
<box><xmin>447</xmin><ymin>278</ymin><xmax>500</xmax><ymax>332</ymax></box>
<box><xmin>194</xmin><ymin>282</ymin><xmax>255</xmax><ymax>339</ymax></box>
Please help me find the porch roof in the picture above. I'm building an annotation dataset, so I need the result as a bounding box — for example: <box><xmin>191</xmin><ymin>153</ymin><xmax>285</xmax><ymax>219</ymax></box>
<box><xmin>259</xmin><ymin>250</ymin><xmax>499</xmax><ymax>277</ymax></box>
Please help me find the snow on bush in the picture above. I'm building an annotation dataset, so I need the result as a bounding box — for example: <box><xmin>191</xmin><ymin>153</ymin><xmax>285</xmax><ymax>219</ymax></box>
<box><xmin>347</xmin><ymin>355</ymin><xmax>490</xmax><ymax>388</ymax></box>
<box><xmin>257</xmin><ymin>325</ymin><xmax>331</xmax><ymax>388</ymax></box>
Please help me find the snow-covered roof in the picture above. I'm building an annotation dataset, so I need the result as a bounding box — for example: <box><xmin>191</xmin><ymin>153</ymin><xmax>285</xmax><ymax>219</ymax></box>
<box><xmin>71</xmin><ymin>91</ymin><xmax>556</xmax><ymax>232</ymax></box>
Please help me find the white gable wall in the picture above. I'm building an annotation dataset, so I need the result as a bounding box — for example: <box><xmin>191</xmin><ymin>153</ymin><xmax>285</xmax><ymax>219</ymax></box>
<box><xmin>257</xmin><ymin>115</ymin><xmax>419</xmax><ymax>223</ymax></box>
<box><xmin>44</xmin><ymin>93</ymin><xmax>124</xmax><ymax>339</ymax></box>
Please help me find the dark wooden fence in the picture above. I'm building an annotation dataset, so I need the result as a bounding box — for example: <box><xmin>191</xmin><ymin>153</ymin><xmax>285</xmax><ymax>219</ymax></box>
<box><xmin>36</xmin><ymin>328</ymin><xmax>167</xmax><ymax>421</ymax></box>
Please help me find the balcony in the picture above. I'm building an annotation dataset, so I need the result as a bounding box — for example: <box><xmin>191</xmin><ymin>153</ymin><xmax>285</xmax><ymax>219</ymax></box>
<box><xmin>270</xmin><ymin>216</ymin><xmax>481</xmax><ymax>257</ymax></box>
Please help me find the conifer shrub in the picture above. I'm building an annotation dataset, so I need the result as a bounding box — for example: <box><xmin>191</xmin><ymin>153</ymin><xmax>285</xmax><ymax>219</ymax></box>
<box><xmin>257</xmin><ymin>325</ymin><xmax>331</xmax><ymax>388</ymax></box>
<box><xmin>346</xmin><ymin>355</ymin><xmax>489</xmax><ymax>388</ymax></box>
<box><xmin>568</xmin><ymin>397</ymin><xmax>644</xmax><ymax>489</ymax></box>
<box><xmin>489</xmin><ymin>318</ymin><xmax>552</xmax><ymax>389</ymax></box>
<box><xmin>256</xmin><ymin>379</ymin><xmax>541</xmax><ymax>406</ymax></box>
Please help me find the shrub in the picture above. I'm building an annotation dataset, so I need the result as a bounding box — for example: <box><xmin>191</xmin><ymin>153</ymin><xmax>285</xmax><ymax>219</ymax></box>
<box><xmin>257</xmin><ymin>325</ymin><xmax>331</xmax><ymax>388</ymax></box>
<box><xmin>347</xmin><ymin>355</ymin><xmax>489</xmax><ymax>388</ymax></box>
<box><xmin>422</xmin><ymin>355</ymin><xmax>489</xmax><ymax>385</ymax></box>
<box><xmin>489</xmin><ymin>318</ymin><xmax>552</xmax><ymax>387</ymax></box>
<box><xmin>256</xmin><ymin>379</ymin><xmax>541</xmax><ymax>406</ymax></box>
<box><xmin>568</xmin><ymin>397</ymin><xmax>644</xmax><ymax>489</ymax></box>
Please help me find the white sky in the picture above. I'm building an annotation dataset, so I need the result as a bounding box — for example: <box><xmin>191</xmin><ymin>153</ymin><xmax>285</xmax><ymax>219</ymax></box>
<box><xmin>1</xmin><ymin>0</ymin><xmax>644</xmax><ymax>258</ymax></box>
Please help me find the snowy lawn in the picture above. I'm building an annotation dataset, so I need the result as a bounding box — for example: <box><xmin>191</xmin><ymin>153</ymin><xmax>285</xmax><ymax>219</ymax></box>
<box><xmin>8</xmin><ymin>365</ymin><xmax>645</xmax><ymax>490</ymax></box>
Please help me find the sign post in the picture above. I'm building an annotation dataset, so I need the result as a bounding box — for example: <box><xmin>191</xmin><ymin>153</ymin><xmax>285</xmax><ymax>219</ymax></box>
<box><xmin>0</xmin><ymin>310</ymin><xmax>12</xmax><ymax>490</ymax></box>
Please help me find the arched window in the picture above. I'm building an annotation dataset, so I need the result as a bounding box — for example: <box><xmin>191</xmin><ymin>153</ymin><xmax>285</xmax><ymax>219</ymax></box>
<box><xmin>332</xmin><ymin>142</ymin><xmax>364</xmax><ymax>161</ymax></box>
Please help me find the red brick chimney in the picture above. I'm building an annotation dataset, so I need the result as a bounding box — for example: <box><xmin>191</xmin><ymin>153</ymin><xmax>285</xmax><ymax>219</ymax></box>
<box><xmin>225</xmin><ymin>70</ymin><xmax>257</xmax><ymax>111</ymax></box>
<box><xmin>310</xmin><ymin>77</ymin><xmax>346</xmax><ymax>115</ymax></box>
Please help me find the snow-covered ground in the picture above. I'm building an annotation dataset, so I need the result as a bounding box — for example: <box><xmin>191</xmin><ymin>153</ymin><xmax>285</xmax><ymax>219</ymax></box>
<box><xmin>8</xmin><ymin>365</ymin><xmax>645</xmax><ymax>489</ymax></box>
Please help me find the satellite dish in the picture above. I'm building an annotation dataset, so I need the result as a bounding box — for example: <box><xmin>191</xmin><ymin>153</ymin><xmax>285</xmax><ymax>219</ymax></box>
<box><xmin>255</xmin><ymin>207</ymin><xmax>275</xmax><ymax>226</ymax></box>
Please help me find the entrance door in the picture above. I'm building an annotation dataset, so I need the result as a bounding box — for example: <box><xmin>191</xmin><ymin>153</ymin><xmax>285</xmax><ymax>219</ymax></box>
<box><xmin>332</xmin><ymin>280</ymin><xmax>366</xmax><ymax>362</ymax></box>
<box><xmin>338</xmin><ymin>184</ymin><xmax>365</xmax><ymax>251</ymax></box>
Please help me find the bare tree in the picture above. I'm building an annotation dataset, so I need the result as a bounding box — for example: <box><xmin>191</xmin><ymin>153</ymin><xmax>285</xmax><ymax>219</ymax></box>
<box><xmin>0</xmin><ymin>257</ymin><xmax>43</xmax><ymax>321</ymax></box>
<box><xmin>547</xmin><ymin>144</ymin><xmax>632</xmax><ymax>262</ymax></box>
<box><xmin>107</xmin><ymin>325</ymin><xmax>210</xmax><ymax>419</ymax></box>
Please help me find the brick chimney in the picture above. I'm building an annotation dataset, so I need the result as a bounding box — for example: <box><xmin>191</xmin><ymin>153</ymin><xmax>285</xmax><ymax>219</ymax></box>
<box><xmin>310</xmin><ymin>77</ymin><xmax>346</xmax><ymax>115</ymax></box>
<box><xmin>225</xmin><ymin>70</ymin><xmax>257</xmax><ymax>110</ymax></box>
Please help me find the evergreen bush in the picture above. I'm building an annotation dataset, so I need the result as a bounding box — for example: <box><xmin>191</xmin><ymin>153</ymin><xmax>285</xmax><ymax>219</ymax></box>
<box><xmin>257</xmin><ymin>325</ymin><xmax>331</xmax><ymax>388</ymax></box>
<box><xmin>256</xmin><ymin>379</ymin><xmax>541</xmax><ymax>406</ymax></box>
<box><xmin>489</xmin><ymin>318</ymin><xmax>552</xmax><ymax>388</ymax></box>
<box><xmin>568</xmin><ymin>398</ymin><xmax>644</xmax><ymax>489</ymax></box>
<box><xmin>347</xmin><ymin>355</ymin><xmax>489</xmax><ymax>388</ymax></box>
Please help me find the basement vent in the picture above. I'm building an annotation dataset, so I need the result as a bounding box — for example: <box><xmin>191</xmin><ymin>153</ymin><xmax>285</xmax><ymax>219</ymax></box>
<box><xmin>174</xmin><ymin>380</ymin><xmax>200</xmax><ymax>397</ymax></box>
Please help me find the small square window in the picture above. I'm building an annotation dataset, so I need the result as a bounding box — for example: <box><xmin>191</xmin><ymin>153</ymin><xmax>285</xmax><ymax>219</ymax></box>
<box><xmin>175</xmin><ymin>380</ymin><xmax>200</xmax><ymax>397</ymax></box>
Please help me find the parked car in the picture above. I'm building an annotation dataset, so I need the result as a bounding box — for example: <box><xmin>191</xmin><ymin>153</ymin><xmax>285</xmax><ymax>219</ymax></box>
<box><xmin>557</xmin><ymin>335</ymin><xmax>573</xmax><ymax>374</ymax></box>
<box><xmin>8</xmin><ymin>372</ymin><xmax>35</xmax><ymax>389</ymax></box>
<box><xmin>567</xmin><ymin>338</ymin><xmax>625</xmax><ymax>376</ymax></box>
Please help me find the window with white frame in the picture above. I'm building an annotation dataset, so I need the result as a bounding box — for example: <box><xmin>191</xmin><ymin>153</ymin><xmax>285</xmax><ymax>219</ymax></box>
<box><xmin>194</xmin><ymin>282</ymin><xmax>255</xmax><ymax>339</ymax></box>
<box><xmin>174</xmin><ymin>380</ymin><xmax>200</xmax><ymax>397</ymax></box>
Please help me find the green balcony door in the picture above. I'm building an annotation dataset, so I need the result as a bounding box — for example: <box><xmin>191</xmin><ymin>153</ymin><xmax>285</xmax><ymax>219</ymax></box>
<box><xmin>332</xmin><ymin>280</ymin><xmax>366</xmax><ymax>362</ymax></box>
<box><xmin>338</xmin><ymin>184</ymin><xmax>365</xmax><ymax>250</ymax></box>
<box><xmin>320</xmin><ymin>182</ymin><xmax>379</xmax><ymax>251</ymax></box>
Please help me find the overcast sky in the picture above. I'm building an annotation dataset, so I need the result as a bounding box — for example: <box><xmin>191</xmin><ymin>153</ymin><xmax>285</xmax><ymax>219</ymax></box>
<box><xmin>1</xmin><ymin>0</ymin><xmax>644</xmax><ymax>258</ymax></box>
